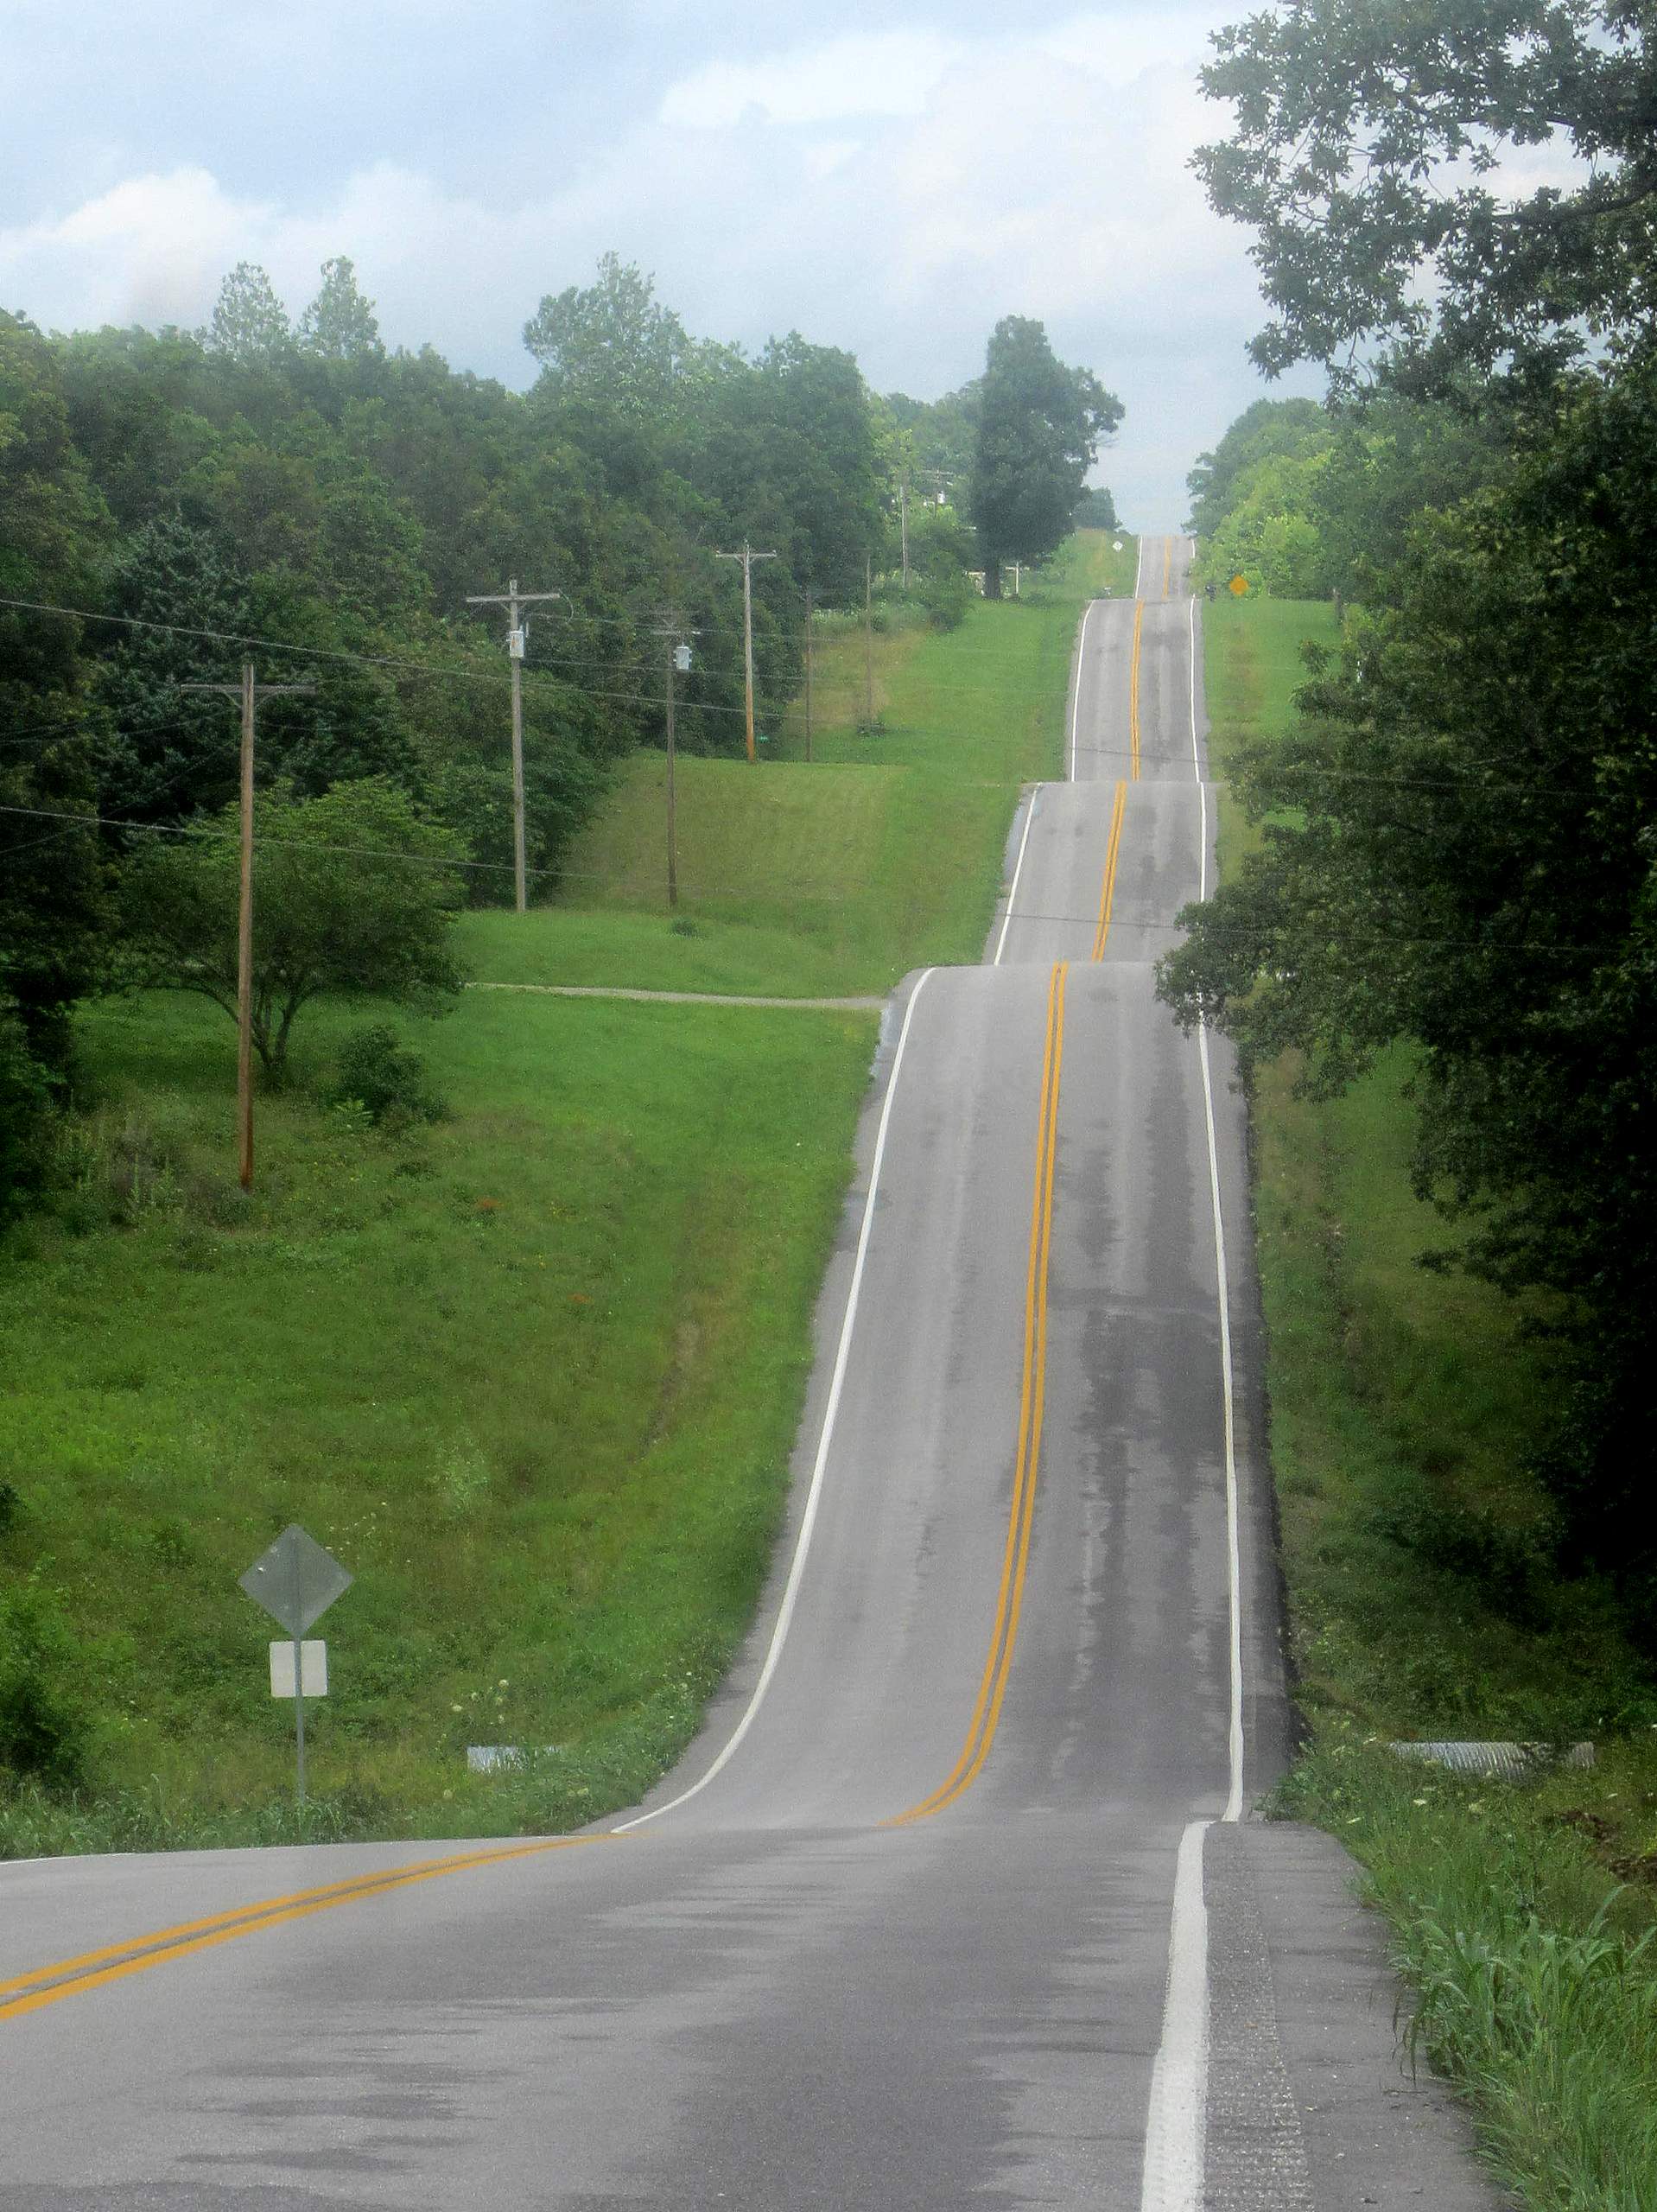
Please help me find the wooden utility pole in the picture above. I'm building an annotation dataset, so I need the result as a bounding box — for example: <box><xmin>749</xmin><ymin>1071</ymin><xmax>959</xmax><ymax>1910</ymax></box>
<box><xmin>181</xmin><ymin>661</ymin><xmax>314</xmax><ymax>1191</ymax></box>
<box><xmin>653</xmin><ymin>613</ymin><xmax>697</xmax><ymax>910</ymax></box>
<box><xmin>900</xmin><ymin>469</ymin><xmax>911</xmax><ymax>593</ymax></box>
<box><xmin>863</xmin><ymin>554</ymin><xmax>875</xmax><ymax>731</ymax></box>
<box><xmin>465</xmin><ymin>576</ymin><xmax>562</xmax><ymax>910</ymax></box>
<box><xmin>803</xmin><ymin>588</ymin><xmax>816</xmax><ymax>764</ymax></box>
<box><xmin>235</xmin><ymin>664</ymin><xmax>255</xmax><ymax>1192</ymax></box>
<box><xmin>714</xmin><ymin>541</ymin><xmax>777</xmax><ymax>762</ymax></box>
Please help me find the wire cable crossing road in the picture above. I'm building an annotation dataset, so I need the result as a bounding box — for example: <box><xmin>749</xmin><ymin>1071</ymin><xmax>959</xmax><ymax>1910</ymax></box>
<box><xmin>1</xmin><ymin>542</ymin><xmax>1494</xmax><ymax>2209</ymax></box>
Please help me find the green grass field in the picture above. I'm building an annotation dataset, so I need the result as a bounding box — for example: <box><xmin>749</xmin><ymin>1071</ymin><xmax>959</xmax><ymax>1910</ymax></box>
<box><xmin>1199</xmin><ymin>593</ymin><xmax>1338</xmax><ymax>871</ymax></box>
<box><xmin>469</xmin><ymin>531</ymin><xmax>1139</xmax><ymax>1000</ymax></box>
<box><xmin>2</xmin><ymin>536</ymin><xmax>1120</xmax><ymax>1855</ymax></box>
<box><xmin>0</xmin><ymin>984</ymin><xmax>876</xmax><ymax>1850</ymax></box>
<box><xmin>1208</xmin><ymin>594</ymin><xmax>1657</xmax><ymax>2210</ymax></box>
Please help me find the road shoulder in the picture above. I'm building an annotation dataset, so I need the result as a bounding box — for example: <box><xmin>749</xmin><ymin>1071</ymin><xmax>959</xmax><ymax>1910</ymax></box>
<box><xmin>1216</xmin><ymin>1821</ymin><xmax>1508</xmax><ymax>2208</ymax></box>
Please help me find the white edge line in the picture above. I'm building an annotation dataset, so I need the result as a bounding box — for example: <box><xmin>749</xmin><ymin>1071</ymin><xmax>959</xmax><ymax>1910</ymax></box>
<box><xmin>615</xmin><ymin>968</ymin><xmax>938</xmax><ymax>1833</ymax></box>
<box><xmin>1197</xmin><ymin>908</ymin><xmax>1245</xmax><ymax>1824</ymax></box>
<box><xmin>1068</xmin><ymin>594</ymin><xmax>1098</xmax><ymax>782</ymax></box>
<box><xmin>1188</xmin><ymin>591</ymin><xmax>1202</xmax><ymax>802</ymax></box>
<box><xmin>1189</xmin><ymin>575</ymin><xmax>1243</xmax><ymax>1820</ymax></box>
<box><xmin>994</xmin><ymin>788</ymin><xmax>1042</xmax><ymax>965</ymax></box>
<box><xmin>1133</xmin><ymin>533</ymin><xmax>1146</xmax><ymax>603</ymax></box>
<box><xmin>1140</xmin><ymin>1818</ymin><xmax>1211</xmax><ymax>2212</ymax></box>
<box><xmin>1140</xmin><ymin>566</ymin><xmax>1240</xmax><ymax>2212</ymax></box>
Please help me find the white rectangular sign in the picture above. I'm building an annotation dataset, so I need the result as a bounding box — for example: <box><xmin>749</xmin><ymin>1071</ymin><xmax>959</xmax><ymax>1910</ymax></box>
<box><xmin>269</xmin><ymin>1639</ymin><xmax>328</xmax><ymax>1698</ymax></box>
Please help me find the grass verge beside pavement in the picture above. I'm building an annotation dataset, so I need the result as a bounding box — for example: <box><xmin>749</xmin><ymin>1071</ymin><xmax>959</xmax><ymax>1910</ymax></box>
<box><xmin>0</xmin><ymin>988</ymin><xmax>876</xmax><ymax>1852</ymax></box>
<box><xmin>2</xmin><ymin>537</ymin><xmax>1124</xmax><ymax>1858</ymax></box>
<box><xmin>1206</xmin><ymin>592</ymin><xmax>1657</xmax><ymax>2209</ymax></box>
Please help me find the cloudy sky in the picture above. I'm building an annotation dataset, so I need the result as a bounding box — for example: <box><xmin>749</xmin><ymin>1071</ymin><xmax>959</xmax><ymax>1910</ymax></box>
<box><xmin>0</xmin><ymin>0</ymin><xmax>1325</xmax><ymax>524</ymax></box>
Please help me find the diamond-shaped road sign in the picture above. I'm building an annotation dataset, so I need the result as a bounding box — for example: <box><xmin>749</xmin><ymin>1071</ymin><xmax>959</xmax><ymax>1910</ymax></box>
<box><xmin>239</xmin><ymin>1524</ymin><xmax>352</xmax><ymax>1639</ymax></box>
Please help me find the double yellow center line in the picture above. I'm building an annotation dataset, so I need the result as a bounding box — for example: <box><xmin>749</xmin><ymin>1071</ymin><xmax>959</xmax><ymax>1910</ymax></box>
<box><xmin>1128</xmin><ymin>601</ymin><xmax>1144</xmax><ymax>779</ymax></box>
<box><xmin>0</xmin><ymin>1834</ymin><xmax>615</xmax><ymax>2023</ymax></box>
<box><xmin>889</xmin><ymin>960</ymin><xmax>1068</xmax><ymax>1826</ymax></box>
<box><xmin>1092</xmin><ymin>781</ymin><xmax>1127</xmax><ymax>960</ymax></box>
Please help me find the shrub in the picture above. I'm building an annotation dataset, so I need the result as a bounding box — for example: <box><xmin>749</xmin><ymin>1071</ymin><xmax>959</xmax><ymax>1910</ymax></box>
<box><xmin>0</xmin><ymin>1002</ymin><xmax>51</xmax><ymax>1224</ymax></box>
<box><xmin>0</xmin><ymin>1584</ymin><xmax>86</xmax><ymax>1785</ymax></box>
<box><xmin>327</xmin><ymin>1024</ymin><xmax>446</xmax><ymax>1128</ymax></box>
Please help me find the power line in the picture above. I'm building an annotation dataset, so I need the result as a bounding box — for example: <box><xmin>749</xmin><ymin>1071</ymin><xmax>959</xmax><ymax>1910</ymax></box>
<box><xmin>0</xmin><ymin>594</ymin><xmax>764</xmax><ymax>724</ymax></box>
<box><xmin>0</xmin><ymin>712</ymin><xmax>96</xmax><ymax>749</ymax></box>
<box><xmin>0</xmin><ymin>798</ymin><xmax>845</xmax><ymax>897</ymax></box>
<box><xmin>0</xmin><ymin>804</ymin><xmax>1624</xmax><ymax>956</ymax></box>
<box><xmin>0</xmin><ymin>726</ymin><xmax>242</xmax><ymax>861</ymax></box>
<box><xmin>0</xmin><ymin>583</ymin><xmax>1147</xmax><ymax>677</ymax></box>
<box><xmin>3</xmin><ymin>595</ymin><xmax>1625</xmax><ymax>804</ymax></box>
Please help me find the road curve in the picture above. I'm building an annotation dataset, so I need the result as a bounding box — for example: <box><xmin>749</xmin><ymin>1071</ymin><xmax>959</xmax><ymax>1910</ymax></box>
<box><xmin>1</xmin><ymin>540</ymin><xmax>1489</xmax><ymax>2210</ymax></box>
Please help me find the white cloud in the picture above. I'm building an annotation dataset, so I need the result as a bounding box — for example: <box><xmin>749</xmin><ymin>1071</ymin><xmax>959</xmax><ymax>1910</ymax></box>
<box><xmin>1036</xmin><ymin>7</ymin><xmax>1224</xmax><ymax>85</ymax></box>
<box><xmin>2</xmin><ymin>169</ymin><xmax>275</xmax><ymax>332</ymax></box>
<box><xmin>659</xmin><ymin>32</ymin><xmax>964</xmax><ymax>128</ymax></box>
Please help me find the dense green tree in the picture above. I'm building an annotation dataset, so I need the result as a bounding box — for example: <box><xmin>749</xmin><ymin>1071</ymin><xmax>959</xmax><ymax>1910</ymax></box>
<box><xmin>1160</xmin><ymin>363</ymin><xmax>1657</xmax><ymax>1600</ymax></box>
<box><xmin>524</xmin><ymin>255</ymin><xmax>697</xmax><ymax>421</ymax></box>
<box><xmin>8</xmin><ymin>251</ymin><xmax>1108</xmax><ymax>941</ymax></box>
<box><xmin>205</xmin><ymin>263</ymin><xmax>291</xmax><ymax>366</ymax></box>
<box><xmin>92</xmin><ymin>514</ymin><xmax>256</xmax><ymax>824</ymax></box>
<box><xmin>296</xmin><ymin>257</ymin><xmax>383</xmax><ymax>362</ymax></box>
<box><xmin>970</xmin><ymin>317</ymin><xmax>1122</xmax><ymax>595</ymax></box>
<box><xmin>1196</xmin><ymin>0</ymin><xmax>1657</xmax><ymax>392</ymax></box>
<box><xmin>701</xmin><ymin>334</ymin><xmax>886</xmax><ymax>600</ymax></box>
<box><xmin>0</xmin><ymin>311</ymin><xmax>111</xmax><ymax>1209</ymax></box>
<box><xmin>1188</xmin><ymin>391</ymin><xmax>1508</xmax><ymax>599</ymax></box>
<box><xmin>56</xmin><ymin>325</ymin><xmax>223</xmax><ymax>530</ymax></box>
<box><xmin>882</xmin><ymin>385</ymin><xmax>978</xmax><ymax>485</ymax></box>
<box><xmin>1186</xmin><ymin>398</ymin><xmax>1330</xmax><ymax>541</ymax></box>
<box><xmin>1309</xmin><ymin>392</ymin><xmax>1506</xmax><ymax>599</ymax></box>
<box><xmin>120</xmin><ymin>778</ymin><xmax>465</xmax><ymax>1081</ymax></box>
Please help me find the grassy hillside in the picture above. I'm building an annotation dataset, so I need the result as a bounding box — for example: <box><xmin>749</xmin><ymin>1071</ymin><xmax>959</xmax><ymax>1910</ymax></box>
<box><xmin>0</xmin><ymin>989</ymin><xmax>876</xmax><ymax>1849</ymax></box>
<box><xmin>2</xmin><ymin>535</ymin><xmax>1125</xmax><ymax>1854</ymax></box>
<box><xmin>1209</xmin><ymin>594</ymin><xmax>1657</xmax><ymax>2209</ymax></box>
<box><xmin>466</xmin><ymin>530</ymin><xmax>1138</xmax><ymax>999</ymax></box>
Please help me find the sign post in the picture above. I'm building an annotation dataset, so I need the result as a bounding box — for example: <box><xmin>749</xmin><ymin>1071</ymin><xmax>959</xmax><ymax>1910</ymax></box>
<box><xmin>238</xmin><ymin>1525</ymin><xmax>353</xmax><ymax>1805</ymax></box>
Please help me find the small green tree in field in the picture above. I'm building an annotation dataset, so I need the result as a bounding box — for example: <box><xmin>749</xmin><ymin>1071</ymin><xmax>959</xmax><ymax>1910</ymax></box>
<box><xmin>121</xmin><ymin>778</ymin><xmax>466</xmax><ymax>1084</ymax></box>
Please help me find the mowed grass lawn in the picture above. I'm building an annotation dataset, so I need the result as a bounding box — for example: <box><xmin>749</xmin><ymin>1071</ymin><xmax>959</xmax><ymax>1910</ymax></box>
<box><xmin>1200</xmin><ymin>592</ymin><xmax>1338</xmax><ymax>872</ymax></box>
<box><xmin>477</xmin><ymin>531</ymin><xmax>1139</xmax><ymax>998</ymax></box>
<box><xmin>1208</xmin><ymin>594</ymin><xmax>1657</xmax><ymax>2210</ymax></box>
<box><xmin>0</xmin><ymin>985</ymin><xmax>875</xmax><ymax>1847</ymax></box>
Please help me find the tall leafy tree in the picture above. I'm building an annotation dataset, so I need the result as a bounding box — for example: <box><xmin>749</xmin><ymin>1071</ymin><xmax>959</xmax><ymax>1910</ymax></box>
<box><xmin>297</xmin><ymin>257</ymin><xmax>384</xmax><ymax>362</ymax></box>
<box><xmin>0</xmin><ymin>313</ymin><xmax>110</xmax><ymax>1208</ymax></box>
<box><xmin>1196</xmin><ymin>0</ymin><xmax>1657</xmax><ymax>392</ymax></box>
<box><xmin>1186</xmin><ymin>398</ymin><xmax>1330</xmax><ymax>540</ymax></box>
<box><xmin>524</xmin><ymin>254</ymin><xmax>695</xmax><ymax>419</ymax></box>
<box><xmin>970</xmin><ymin>317</ymin><xmax>1122</xmax><ymax>595</ymax></box>
<box><xmin>1160</xmin><ymin>364</ymin><xmax>1657</xmax><ymax>1602</ymax></box>
<box><xmin>205</xmin><ymin>263</ymin><xmax>291</xmax><ymax>366</ymax></box>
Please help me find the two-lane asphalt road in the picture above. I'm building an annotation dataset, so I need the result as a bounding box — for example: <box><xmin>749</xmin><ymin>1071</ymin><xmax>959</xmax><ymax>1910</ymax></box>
<box><xmin>1</xmin><ymin>543</ymin><xmax>1487</xmax><ymax>2210</ymax></box>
